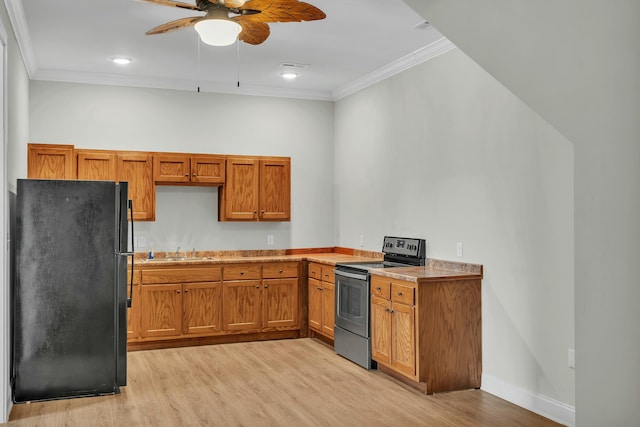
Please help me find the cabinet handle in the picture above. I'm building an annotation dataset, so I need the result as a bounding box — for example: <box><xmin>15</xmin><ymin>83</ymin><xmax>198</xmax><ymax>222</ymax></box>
<box><xmin>256</xmin><ymin>285</ymin><xmax>260</xmax><ymax>289</ymax></box>
<box><xmin>265</xmin><ymin>285</ymin><xmax>269</xmax><ymax>288</ymax></box>
<box><xmin>384</xmin><ymin>307</ymin><xmax>390</xmax><ymax>312</ymax></box>
<box><xmin>192</xmin><ymin>174</ymin><xmax>197</xmax><ymax>177</ymax></box>
<box><xmin>185</xmin><ymin>173</ymin><xmax>189</xmax><ymax>177</ymax></box>
<box><xmin>240</xmin><ymin>272</ymin><xmax>244</xmax><ymax>275</ymax></box>
<box><xmin>397</xmin><ymin>291</ymin><xmax>403</xmax><ymax>296</ymax></box>
<box><xmin>376</xmin><ymin>287</ymin><xmax>382</xmax><ymax>291</ymax></box>
<box><xmin>184</xmin><ymin>290</ymin><xmax>189</xmax><ymax>293</ymax></box>
<box><xmin>176</xmin><ymin>290</ymin><xmax>181</xmax><ymax>294</ymax></box>
<box><xmin>317</xmin><ymin>287</ymin><xmax>323</xmax><ymax>291</ymax></box>
<box><xmin>279</xmin><ymin>269</ymin><xmax>283</xmax><ymax>273</ymax></box>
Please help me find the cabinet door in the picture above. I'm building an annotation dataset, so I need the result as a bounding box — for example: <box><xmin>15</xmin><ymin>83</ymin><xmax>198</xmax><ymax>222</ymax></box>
<box><xmin>308</xmin><ymin>278</ymin><xmax>323</xmax><ymax>332</ymax></box>
<box><xmin>320</xmin><ymin>281</ymin><xmax>335</xmax><ymax>338</ymax></box>
<box><xmin>191</xmin><ymin>156</ymin><xmax>225</xmax><ymax>185</ymax></box>
<box><xmin>259</xmin><ymin>159</ymin><xmax>291</xmax><ymax>221</ymax></box>
<box><xmin>127</xmin><ymin>272</ymin><xmax>142</xmax><ymax>339</ymax></box>
<box><xmin>27</xmin><ymin>144</ymin><xmax>75</xmax><ymax>179</ymax></box>
<box><xmin>77</xmin><ymin>151</ymin><xmax>116</xmax><ymax>181</ymax></box>
<box><xmin>263</xmin><ymin>278</ymin><xmax>299</xmax><ymax>328</ymax></box>
<box><xmin>140</xmin><ymin>284</ymin><xmax>183</xmax><ymax>338</ymax></box>
<box><xmin>154</xmin><ymin>155</ymin><xmax>190</xmax><ymax>183</ymax></box>
<box><xmin>391</xmin><ymin>302</ymin><xmax>416</xmax><ymax>377</ymax></box>
<box><xmin>184</xmin><ymin>281</ymin><xmax>222</xmax><ymax>335</ymax></box>
<box><xmin>222</xmin><ymin>280</ymin><xmax>261</xmax><ymax>331</ymax></box>
<box><xmin>371</xmin><ymin>296</ymin><xmax>392</xmax><ymax>365</ymax></box>
<box><xmin>117</xmin><ymin>153</ymin><xmax>155</xmax><ymax>221</ymax></box>
<box><xmin>220</xmin><ymin>158</ymin><xmax>259</xmax><ymax>220</ymax></box>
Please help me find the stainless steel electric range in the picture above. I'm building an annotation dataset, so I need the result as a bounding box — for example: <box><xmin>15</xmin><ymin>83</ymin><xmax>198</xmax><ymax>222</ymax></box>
<box><xmin>333</xmin><ymin>236</ymin><xmax>426</xmax><ymax>369</ymax></box>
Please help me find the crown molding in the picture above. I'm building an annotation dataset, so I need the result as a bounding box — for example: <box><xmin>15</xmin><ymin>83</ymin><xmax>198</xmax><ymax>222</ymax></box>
<box><xmin>32</xmin><ymin>68</ymin><xmax>335</xmax><ymax>101</ymax></box>
<box><xmin>331</xmin><ymin>37</ymin><xmax>456</xmax><ymax>101</ymax></box>
<box><xmin>4</xmin><ymin>0</ymin><xmax>37</xmax><ymax>77</ymax></box>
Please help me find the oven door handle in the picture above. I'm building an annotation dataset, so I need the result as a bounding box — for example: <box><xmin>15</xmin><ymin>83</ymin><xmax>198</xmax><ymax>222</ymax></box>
<box><xmin>334</xmin><ymin>270</ymin><xmax>369</xmax><ymax>281</ymax></box>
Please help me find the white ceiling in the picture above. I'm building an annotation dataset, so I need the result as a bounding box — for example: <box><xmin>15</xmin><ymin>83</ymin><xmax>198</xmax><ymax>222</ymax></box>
<box><xmin>6</xmin><ymin>0</ymin><xmax>452</xmax><ymax>100</ymax></box>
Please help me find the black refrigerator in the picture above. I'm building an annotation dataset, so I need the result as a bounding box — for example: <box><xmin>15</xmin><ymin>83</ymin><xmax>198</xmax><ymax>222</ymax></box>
<box><xmin>12</xmin><ymin>179</ymin><xmax>134</xmax><ymax>402</ymax></box>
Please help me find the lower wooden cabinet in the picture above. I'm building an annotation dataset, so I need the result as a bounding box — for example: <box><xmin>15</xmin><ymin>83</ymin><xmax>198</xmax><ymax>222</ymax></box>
<box><xmin>127</xmin><ymin>269</ymin><xmax>142</xmax><ymax>339</ymax></box>
<box><xmin>370</xmin><ymin>274</ymin><xmax>482</xmax><ymax>394</ymax></box>
<box><xmin>132</xmin><ymin>262</ymin><xmax>300</xmax><ymax>347</ymax></box>
<box><xmin>307</xmin><ymin>262</ymin><xmax>335</xmax><ymax>339</ymax></box>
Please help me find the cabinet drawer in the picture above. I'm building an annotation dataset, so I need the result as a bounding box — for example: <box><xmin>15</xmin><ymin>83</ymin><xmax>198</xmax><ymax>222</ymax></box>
<box><xmin>308</xmin><ymin>262</ymin><xmax>322</xmax><ymax>280</ymax></box>
<box><xmin>263</xmin><ymin>262</ymin><xmax>298</xmax><ymax>279</ymax></box>
<box><xmin>142</xmin><ymin>267</ymin><xmax>221</xmax><ymax>284</ymax></box>
<box><xmin>128</xmin><ymin>268</ymin><xmax>142</xmax><ymax>285</ymax></box>
<box><xmin>223</xmin><ymin>265</ymin><xmax>261</xmax><ymax>280</ymax></box>
<box><xmin>391</xmin><ymin>283</ymin><xmax>415</xmax><ymax>305</ymax></box>
<box><xmin>320</xmin><ymin>266</ymin><xmax>335</xmax><ymax>284</ymax></box>
<box><xmin>371</xmin><ymin>275</ymin><xmax>391</xmax><ymax>299</ymax></box>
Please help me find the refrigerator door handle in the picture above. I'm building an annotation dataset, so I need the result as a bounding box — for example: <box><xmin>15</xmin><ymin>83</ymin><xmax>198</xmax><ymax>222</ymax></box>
<box><xmin>127</xmin><ymin>200</ymin><xmax>134</xmax><ymax>308</ymax></box>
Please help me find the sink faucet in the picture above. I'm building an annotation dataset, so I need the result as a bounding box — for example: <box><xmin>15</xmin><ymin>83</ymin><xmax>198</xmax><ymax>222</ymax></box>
<box><xmin>192</xmin><ymin>246</ymin><xmax>196</xmax><ymax>258</ymax></box>
<box><xmin>175</xmin><ymin>246</ymin><xmax>181</xmax><ymax>258</ymax></box>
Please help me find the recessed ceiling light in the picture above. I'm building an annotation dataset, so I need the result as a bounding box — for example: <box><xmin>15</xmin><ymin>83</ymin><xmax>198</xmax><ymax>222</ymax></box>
<box><xmin>110</xmin><ymin>56</ymin><xmax>133</xmax><ymax>65</ymax></box>
<box><xmin>281</xmin><ymin>72</ymin><xmax>298</xmax><ymax>80</ymax></box>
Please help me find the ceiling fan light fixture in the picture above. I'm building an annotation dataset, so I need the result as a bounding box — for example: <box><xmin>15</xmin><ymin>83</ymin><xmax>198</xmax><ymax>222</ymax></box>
<box><xmin>280</xmin><ymin>72</ymin><xmax>298</xmax><ymax>80</ymax></box>
<box><xmin>110</xmin><ymin>56</ymin><xmax>132</xmax><ymax>65</ymax></box>
<box><xmin>195</xmin><ymin>19</ymin><xmax>242</xmax><ymax>47</ymax></box>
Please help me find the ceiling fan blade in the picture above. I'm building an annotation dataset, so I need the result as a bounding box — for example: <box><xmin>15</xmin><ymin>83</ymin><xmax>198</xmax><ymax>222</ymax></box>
<box><xmin>146</xmin><ymin>16</ymin><xmax>203</xmax><ymax>35</ymax></box>
<box><xmin>236</xmin><ymin>20</ymin><xmax>271</xmax><ymax>45</ymax></box>
<box><xmin>136</xmin><ymin>0</ymin><xmax>201</xmax><ymax>11</ymax></box>
<box><xmin>239</xmin><ymin>0</ymin><xmax>325</xmax><ymax>23</ymax></box>
<box><xmin>225</xmin><ymin>0</ymin><xmax>248</xmax><ymax>7</ymax></box>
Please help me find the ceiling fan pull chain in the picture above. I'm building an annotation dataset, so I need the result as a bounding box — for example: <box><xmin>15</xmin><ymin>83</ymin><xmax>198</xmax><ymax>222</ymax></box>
<box><xmin>237</xmin><ymin>38</ymin><xmax>240</xmax><ymax>88</ymax></box>
<box><xmin>197</xmin><ymin>34</ymin><xmax>201</xmax><ymax>93</ymax></box>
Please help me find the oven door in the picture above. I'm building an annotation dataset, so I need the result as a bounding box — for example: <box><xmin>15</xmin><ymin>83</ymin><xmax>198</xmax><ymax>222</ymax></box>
<box><xmin>334</xmin><ymin>269</ymin><xmax>369</xmax><ymax>338</ymax></box>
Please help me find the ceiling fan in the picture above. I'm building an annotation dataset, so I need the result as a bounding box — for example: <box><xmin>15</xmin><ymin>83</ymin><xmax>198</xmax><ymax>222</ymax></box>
<box><xmin>140</xmin><ymin>0</ymin><xmax>326</xmax><ymax>46</ymax></box>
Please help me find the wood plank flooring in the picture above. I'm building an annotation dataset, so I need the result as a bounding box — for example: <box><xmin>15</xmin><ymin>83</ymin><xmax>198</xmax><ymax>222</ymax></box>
<box><xmin>7</xmin><ymin>339</ymin><xmax>562</xmax><ymax>426</ymax></box>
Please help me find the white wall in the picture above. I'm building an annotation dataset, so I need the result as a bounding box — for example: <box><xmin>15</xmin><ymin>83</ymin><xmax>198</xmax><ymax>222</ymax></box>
<box><xmin>404</xmin><ymin>1</ymin><xmax>640</xmax><ymax>426</ymax></box>
<box><xmin>335</xmin><ymin>48</ymin><xmax>575</xmax><ymax>419</ymax></box>
<box><xmin>28</xmin><ymin>81</ymin><xmax>336</xmax><ymax>251</ymax></box>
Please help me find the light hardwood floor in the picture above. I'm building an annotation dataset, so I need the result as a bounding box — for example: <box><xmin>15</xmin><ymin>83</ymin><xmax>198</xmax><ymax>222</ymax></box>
<box><xmin>7</xmin><ymin>339</ymin><xmax>562</xmax><ymax>426</ymax></box>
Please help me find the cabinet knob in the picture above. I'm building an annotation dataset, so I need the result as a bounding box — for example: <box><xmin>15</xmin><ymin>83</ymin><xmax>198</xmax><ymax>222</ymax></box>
<box><xmin>279</xmin><ymin>269</ymin><xmax>283</xmax><ymax>273</ymax></box>
<box><xmin>192</xmin><ymin>174</ymin><xmax>197</xmax><ymax>177</ymax></box>
<box><xmin>264</xmin><ymin>285</ymin><xmax>269</xmax><ymax>288</ymax></box>
<box><xmin>317</xmin><ymin>287</ymin><xmax>323</xmax><ymax>291</ymax></box>
<box><xmin>176</xmin><ymin>290</ymin><xmax>181</xmax><ymax>294</ymax></box>
<box><xmin>184</xmin><ymin>289</ymin><xmax>189</xmax><ymax>293</ymax></box>
<box><xmin>256</xmin><ymin>285</ymin><xmax>260</xmax><ymax>289</ymax></box>
<box><xmin>384</xmin><ymin>307</ymin><xmax>390</xmax><ymax>312</ymax></box>
<box><xmin>397</xmin><ymin>291</ymin><xmax>403</xmax><ymax>296</ymax></box>
<box><xmin>376</xmin><ymin>287</ymin><xmax>382</xmax><ymax>291</ymax></box>
<box><xmin>185</xmin><ymin>173</ymin><xmax>189</xmax><ymax>177</ymax></box>
<box><xmin>240</xmin><ymin>272</ymin><xmax>244</xmax><ymax>275</ymax></box>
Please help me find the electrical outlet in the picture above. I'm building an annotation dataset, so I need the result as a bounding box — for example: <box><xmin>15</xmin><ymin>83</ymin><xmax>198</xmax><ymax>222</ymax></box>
<box><xmin>456</xmin><ymin>242</ymin><xmax>463</xmax><ymax>257</ymax></box>
<box><xmin>359</xmin><ymin>235</ymin><xmax>365</xmax><ymax>247</ymax></box>
<box><xmin>137</xmin><ymin>236</ymin><xmax>147</xmax><ymax>248</ymax></box>
<box><xmin>568</xmin><ymin>349</ymin><xmax>575</xmax><ymax>369</ymax></box>
<box><xmin>267</xmin><ymin>235</ymin><xmax>274</xmax><ymax>246</ymax></box>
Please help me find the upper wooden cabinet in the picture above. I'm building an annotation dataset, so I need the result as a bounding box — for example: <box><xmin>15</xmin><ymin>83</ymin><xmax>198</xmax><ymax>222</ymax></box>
<box><xmin>154</xmin><ymin>154</ymin><xmax>225</xmax><ymax>185</ymax></box>
<box><xmin>27</xmin><ymin>144</ymin><xmax>75</xmax><ymax>179</ymax></box>
<box><xmin>219</xmin><ymin>157</ymin><xmax>291</xmax><ymax>221</ymax></box>
<box><xmin>117</xmin><ymin>153</ymin><xmax>155</xmax><ymax>221</ymax></box>
<box><xmin>76</xmin><ymin>150</ymin><xmax>117</xmax><ymax>181</ymax></box>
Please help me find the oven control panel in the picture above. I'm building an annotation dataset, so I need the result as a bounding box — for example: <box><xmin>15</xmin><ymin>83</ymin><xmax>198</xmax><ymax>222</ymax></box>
<box><xmin>382</xmin><ymin>236</ymin><xmax>426</xmax><ymax>258</ymax></box>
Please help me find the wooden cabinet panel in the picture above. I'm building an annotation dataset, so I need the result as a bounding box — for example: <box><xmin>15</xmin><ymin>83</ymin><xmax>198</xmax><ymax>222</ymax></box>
<box><xmin>262</xmin><ymin>262</ymin><xmax>298</xmax><ymax>279</ymax></box>
<box><xmin>222</xmin><ymin>280</ymin><xmax>261</xmax><ymax>331</ymax></box>
<box><xmin>308</xmin><ymin>263</ymin><xmax>322</xmax><ymax>281</ymax></box>
<box><xmin>76</xmin><ymin>151</ymin><xmax>116</xmax><ymax>181</ymax></box>
<box><xmin>140</xmin><ymin>284</ymin><xmax>183</xmax><ymax>337</ymax></box>
<box><xmin>221</xmin><ymin>158</ymin><xmax>260</xmax><ymax>220</ymax></box>
<box><xmin>27</xmin><ymin>144</ymin><xmax>75</xmax><ymax>179</ymax></box>
<box><xmin>371</xmin><ymin>296</ymin><xmax>391</xmax><ymax>365</ymax></box>
<box><xmin>142</xmin><ymin>267</ymin><xmax>222</xmax><ymax>284</ymax></box>
<box><xmin>259</xmin><ymin>159</ymin><xmax>291</xmax><ymax>221</ymax></box>
<box><xmin>184</xmin><ymin>282</ymin><xmax>222</xmax><ymax>335</ymax></box>
<box><xmin>219</xmin><ymin>157</ymin><xmax>290</xmax><ymax>222</ymax></box>
<box><xmin>320</xmin><ymin>282</ymin><xmax>335</xmax><ymax>338</ymax></box>
<box><xmin>391</xmin><ymin>302</ymin><xmax>416</xmax><ymax>377</ymax></box>
<box><xmin>127</xmin><ymin>269</ymin><xmax>142</xmax><ymax>339</ymax></box>
<box><xmin>320</xmin><ymin>266</ymin><xmax>335</xmax><ymax>284</ymax></box>
<box><xmin>117</xmin><ymin>153</ymin><xmax>155</xmax><ymax>221</ymax></box>
<box><xmin>191</xmin><ymin>156</ymin><xmax>225</xmax><ymax>184</ymax></box>
<box><xmin>154</xmin><ymin>155</ymin><xmax>190</xmax><ymax>183</ymax></box>
<box><xmin>392</xmin><ymin>283</ymin><xmax>415</xmax><ymax>305</ymax></box>
<box><xmin>308</xmin><ymin>278</ymin><xmax>322</xmax><ymax>332</ymax></box>
<box><xmin>223</xmin><ymin>264</ymin><xmax>261</xmax><ymax>281</ymax></box>
<box><xmin>263</xmin><ymin>278</ymin><xmax>299</xmax><ymax>328</ymax></box>
<box><xmin>371</xmin><ymin>276</ymin><xmax>391</xmax><ymax>300</ymax></box>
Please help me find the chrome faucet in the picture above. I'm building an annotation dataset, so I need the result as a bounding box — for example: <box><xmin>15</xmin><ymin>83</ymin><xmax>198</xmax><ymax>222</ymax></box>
<box><xmin>192</xmin><ymin>246</ymin><xmax>196</xmax><ymax>258</ymax></box>
<box><xmin>175</xmin><ymin>246</ymin><xmax>181</xmax><ymax>258</ymax></box>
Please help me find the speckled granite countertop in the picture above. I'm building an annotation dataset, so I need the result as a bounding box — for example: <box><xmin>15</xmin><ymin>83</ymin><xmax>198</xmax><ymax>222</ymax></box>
<box><xmin>370</xmin><ymin>259</ymin><xmax>483</xmax><ymax>283</ymax></box>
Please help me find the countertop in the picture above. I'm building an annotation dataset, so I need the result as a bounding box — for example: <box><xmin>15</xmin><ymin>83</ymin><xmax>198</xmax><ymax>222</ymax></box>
<box><xmin>135</xmin><ymin>252</ymin><xmax>383</xmax><ymax>267</ymax></box>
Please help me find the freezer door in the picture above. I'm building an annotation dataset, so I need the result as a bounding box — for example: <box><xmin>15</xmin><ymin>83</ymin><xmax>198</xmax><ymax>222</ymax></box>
<box><xmin>13</xmin><ymin>179</ymin><xmax>120</xmax><ymax>402</ymax></box>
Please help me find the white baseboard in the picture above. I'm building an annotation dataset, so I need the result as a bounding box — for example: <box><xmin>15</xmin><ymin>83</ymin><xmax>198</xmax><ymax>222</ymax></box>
<box><xmin>481</xmin><ymin>374</ymin><xmax>575</xmax><ymax>427</ymax></box>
